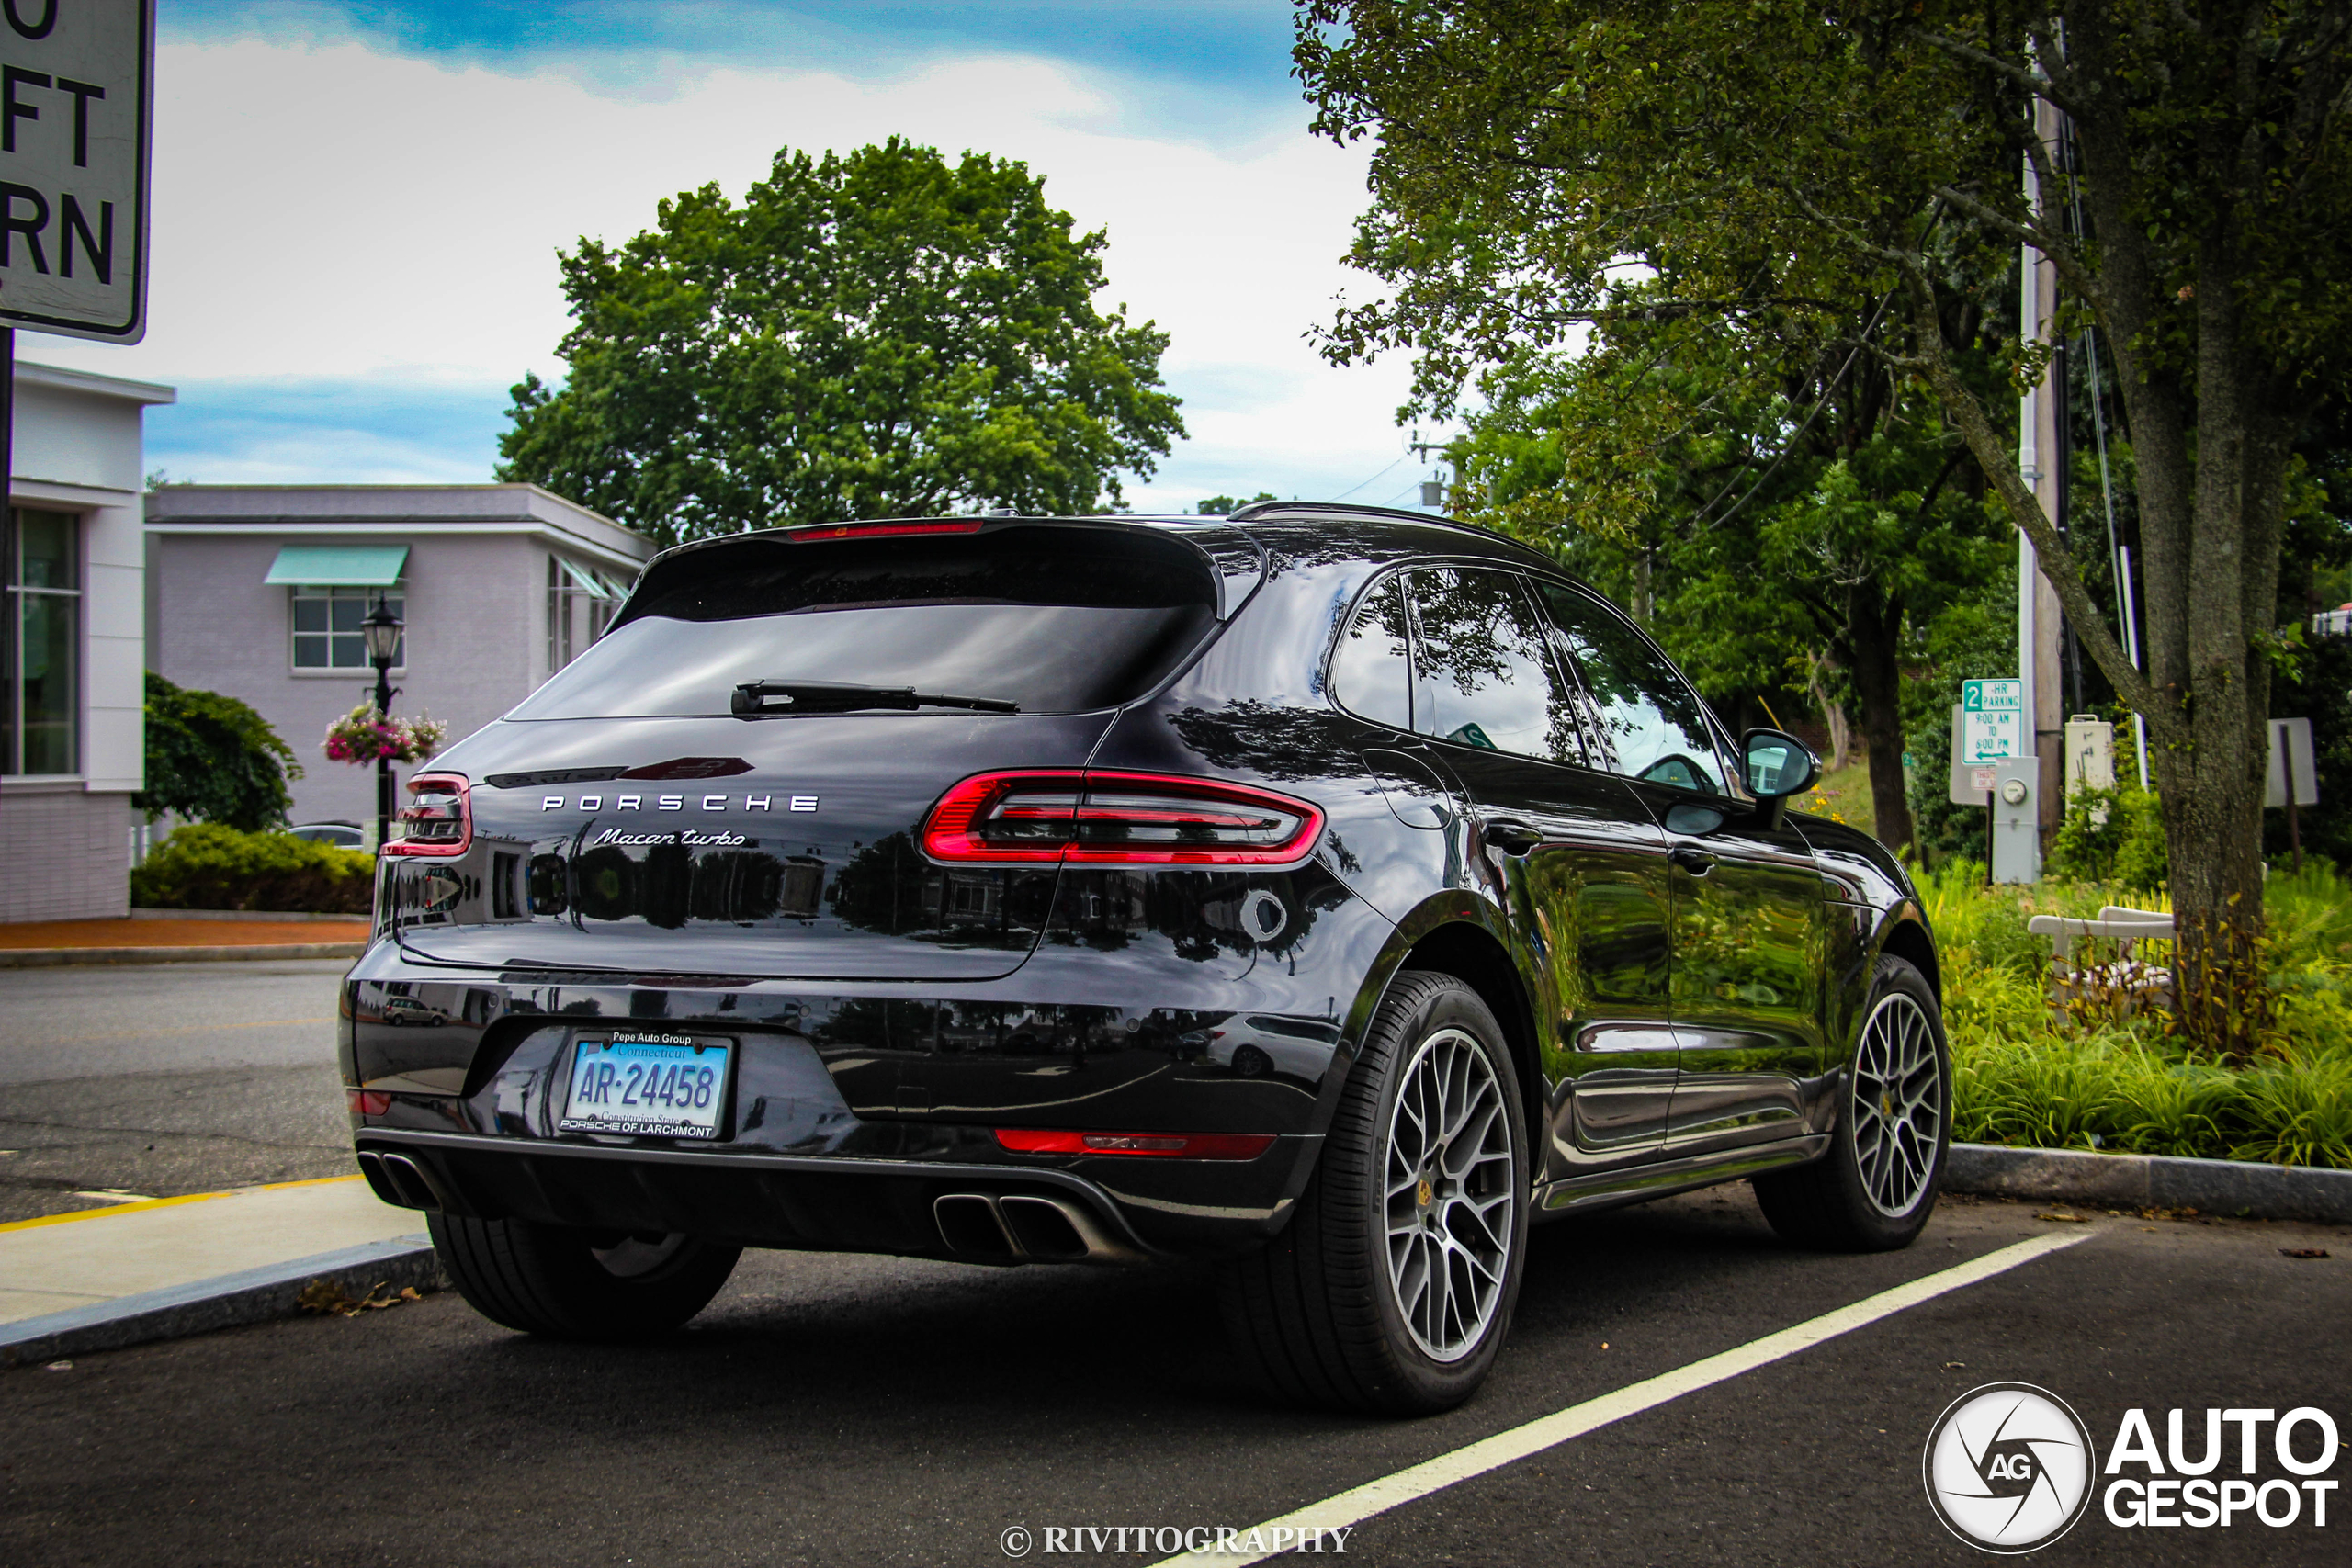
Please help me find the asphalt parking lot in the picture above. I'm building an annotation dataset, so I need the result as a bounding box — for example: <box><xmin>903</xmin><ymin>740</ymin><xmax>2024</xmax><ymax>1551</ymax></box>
<box><xmin>0</xmin><ymin>960</ymin><xmax>354</xmax><ymax>1221</ymax></box>
<box><xmin>3</xmin><ymin>1182</ymin><xmax>2343</xmax><ymax>1565</ymax></box>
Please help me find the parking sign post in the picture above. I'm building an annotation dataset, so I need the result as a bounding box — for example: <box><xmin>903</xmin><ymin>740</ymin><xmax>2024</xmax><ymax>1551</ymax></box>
<box><xmin>1952</xmin><ymin>680</ymin><xmax>2035</xmax><ymax>883</ymax></box>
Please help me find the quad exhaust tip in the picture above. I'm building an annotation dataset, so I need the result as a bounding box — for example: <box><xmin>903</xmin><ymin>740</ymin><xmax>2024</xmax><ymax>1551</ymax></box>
<box><xmin>932</xmin><ymin>1192</ymin><xmax>1145</xmax><ymax>1267</ymax></box>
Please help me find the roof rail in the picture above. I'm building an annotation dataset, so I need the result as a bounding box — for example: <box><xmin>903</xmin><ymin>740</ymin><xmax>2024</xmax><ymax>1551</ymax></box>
<box><xmin>1227</xmin><ymin>500</ymin><xmax>1454</xmax><ymax>525</ymax></box>
<box><xmin>1226</xmin><ymin>499</ymin><xmax>1544</xmax><ymax>550</ymax></box>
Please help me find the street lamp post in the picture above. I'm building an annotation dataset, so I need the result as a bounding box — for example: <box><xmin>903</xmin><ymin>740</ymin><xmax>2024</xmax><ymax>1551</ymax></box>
<box><xmin>361</xmin><ymin>595</ymin><xmax>404</xmax><ymax>852</ymax></box>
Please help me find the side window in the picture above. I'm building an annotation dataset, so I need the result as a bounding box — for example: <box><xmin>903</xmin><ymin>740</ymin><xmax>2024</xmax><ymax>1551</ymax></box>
<box><xmin>1532</xmin><ymin>581</ymin><xmax>1726</xmax><ymax>794</ymax></box>
<box><xmin>1407</xmin><ymin>567</ymin><xmax>1586</xmax><ymax>765</ymax></box>
<box><xmin>1329</xmin><ymin>574</ymin><xmax>1413</xmax><ymax>731</ymax></box>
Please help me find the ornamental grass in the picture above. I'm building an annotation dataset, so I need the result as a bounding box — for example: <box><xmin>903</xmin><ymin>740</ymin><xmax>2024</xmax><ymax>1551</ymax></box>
<box><xmin>1925</xmin><ymin>862</ymin><xmax>2352</xmax><ymax>1169</ymax></box>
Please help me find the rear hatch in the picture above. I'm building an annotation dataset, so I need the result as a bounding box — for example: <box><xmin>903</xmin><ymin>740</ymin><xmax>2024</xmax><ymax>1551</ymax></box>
<box><xmin>387</xmin><ymin>521</ymin><xmax>1227</xmax><ymax>981</ymax></box>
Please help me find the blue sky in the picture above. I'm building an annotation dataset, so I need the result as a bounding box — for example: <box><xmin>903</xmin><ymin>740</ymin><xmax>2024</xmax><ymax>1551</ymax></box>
<box><xmin>28</xmin><ymin>1</ymin><xmax>1444</xmax><ymax>513</ymax></box>
<box><xmin>167</xmin><ymin>2</ymin><xmax>1302</xmax><ymax>107</ymax></box>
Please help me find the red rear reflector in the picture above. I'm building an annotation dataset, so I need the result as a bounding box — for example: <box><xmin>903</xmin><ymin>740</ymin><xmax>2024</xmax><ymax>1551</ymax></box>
<box><xmin>994</xmin><ymin>1129</ymin><xmax>1276</xmax><ymax>1160</ymax></box>
<box><xmin>347</xmin><ymin>1090</ymin><xmax>392</xmax><ymax>1116</ymax></box>
<box><xmin>382</xmin><ymin>772</ymin><xmax>471</xmax><ymax>857</ymax></box>
<box><xmin>786</xmin><ymin>519</ymin><xmax>988</xmax><ymax>542</ymax></box>
<box><xmin>922</xmin><ymin>771</ymin><xmax>1322</xmax><ymax>866</ymax></box>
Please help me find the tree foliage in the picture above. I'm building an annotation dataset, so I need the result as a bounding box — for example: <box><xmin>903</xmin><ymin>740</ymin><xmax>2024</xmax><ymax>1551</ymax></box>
<box><xmin>1446</xmin><ymin>299</ymin><xmax>2011</xmax><ymax>854</ymax></box>
<box><xmin>1299</xmin><ymin>1</ymin><xmax>2352</xmax><ymax>1043</ymax></box>
<box><xmin>497</xmin><ymin>138</ymin><xmax>1185</xmax><ymax>544</ymax></box>
<box><xmin>135</xmin><ymin>672</ymin><xmax>301</xmax><ymax>832</ymax></box>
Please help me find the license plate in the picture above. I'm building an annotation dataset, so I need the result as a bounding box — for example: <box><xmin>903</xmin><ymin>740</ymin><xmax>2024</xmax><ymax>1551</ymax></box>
<box><xmin>559</xmin><ymin>1033</ymin><xmax>732</xmax><ymax>1139</ymax></box>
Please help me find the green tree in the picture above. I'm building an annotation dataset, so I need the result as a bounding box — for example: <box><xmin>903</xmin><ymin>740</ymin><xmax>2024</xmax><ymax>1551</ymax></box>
<box><xmin>1298</xmin><ymin>0</ymin><xmax>2352</xmax><ymax>1044</ymax></box>
<box><xmin>497</xmin><ymin>138</ymin><xmax>1185</xmax><ymax>544</ymax></box>
<box><xmin>1196</xmin><ymin>491</ymin><xmax>1278</xmax><ymax>514</ymax></box>
<box><xmin>135</xmin><ymin>672</ymin><xmax>302</xmax><ymax>831</ymax></box>
<box><xmin>1448</xmin><ymin>298</ymin><xmax>2009</xmax><ymax>856</ymax></box>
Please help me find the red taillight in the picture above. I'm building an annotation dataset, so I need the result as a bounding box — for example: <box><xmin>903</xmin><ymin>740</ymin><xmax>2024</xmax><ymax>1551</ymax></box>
<box><xmin>786</xmin><ymin>519</ymin><xmax>988</xmax><ymax>543</ymax></box>
<box><xmin>347</xmin><ymin>1089</ymin><xmax>392</xmax><ymax>1116</ymax></box>
<box><xmin>994</xmin><ymin>1129</ymin><xmax>1276</xmax><ymax>1159</ymax></box>
<box><xmin>382</xmin><ymin>772</ymin><xmax>471</xmax><ymax>857</ymax></box>
<box><xmin>922</xmin><ymin>771</ymin><xmax>1322</xmax><ymax>866</ymax></box>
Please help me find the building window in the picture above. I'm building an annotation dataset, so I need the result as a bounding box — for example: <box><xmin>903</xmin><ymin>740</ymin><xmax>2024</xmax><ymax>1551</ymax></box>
<box><xmin>4</xmin><ymin>507</ymin><xmax>80</xmax><ymax>775</ymax></box>
<box><xmin>548</xmin><ymin>555</ymin><xmax>619</xmax><ymax>672</ymax></box>
<box><xmin>292</xmin><ymin>585</ymin><xmax>403</xmax><ymax>670</ymax></box>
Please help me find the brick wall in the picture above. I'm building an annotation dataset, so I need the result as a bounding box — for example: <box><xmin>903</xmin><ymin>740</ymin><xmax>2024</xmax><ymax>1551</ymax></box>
<box><xmin>0</xmin><ymin>787</ymin><xmax>131</xmax><ymax>922</ymax></box>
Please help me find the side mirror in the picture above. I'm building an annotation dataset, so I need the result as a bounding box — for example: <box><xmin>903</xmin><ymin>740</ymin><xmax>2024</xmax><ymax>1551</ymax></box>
<box><xmin>1740</xmin><ymin>728</ymin><xmax>1820</xmax><ymax>800</ymax></box>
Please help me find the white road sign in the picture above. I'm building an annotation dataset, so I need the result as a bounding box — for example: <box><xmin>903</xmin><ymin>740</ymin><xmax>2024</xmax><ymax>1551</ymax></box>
<box><xmin>0</xmin><ymin>0</ymin><xmax>152</xmax><ymax>344</ymax></box>
<box><xmin>1959</xmin><ymin>679</ymin><xmax>2025</xmax><ymax>764</ymax></box>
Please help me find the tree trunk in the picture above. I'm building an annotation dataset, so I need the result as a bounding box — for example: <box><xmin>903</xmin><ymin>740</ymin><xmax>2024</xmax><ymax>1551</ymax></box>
<box><xmin>1806</xmin><ymin>654</ymin><xmax>1849</xmax><ymax>772</ymax></box>
<box><xmin>1843</xmin><ymin>592</ymin><xmax>1915</xmax><ymax>858</ymax></box>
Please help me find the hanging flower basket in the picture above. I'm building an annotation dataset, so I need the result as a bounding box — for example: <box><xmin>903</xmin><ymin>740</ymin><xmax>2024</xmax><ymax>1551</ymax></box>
<box><xmin>322</xmin><ymin>705</ymin><xmax>447</xmax><ymax>766</ymax></box>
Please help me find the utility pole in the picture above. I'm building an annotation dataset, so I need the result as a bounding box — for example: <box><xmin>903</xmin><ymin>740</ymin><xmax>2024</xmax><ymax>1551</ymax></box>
<box><xmin>2018</xmin><ymin>93</ymin><xmax>2067</xmax><ymax>869</ymax></box>
<box><xmin>1408</xmin><ymin>429</ymin><xmax>1449</xmax><ymax>512</ymax></box>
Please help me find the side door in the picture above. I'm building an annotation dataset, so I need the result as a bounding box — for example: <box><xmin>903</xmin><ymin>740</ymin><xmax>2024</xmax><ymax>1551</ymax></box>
<box><xmin>1401</xmin><ymin>564</ymin><xmax>1679</xmax><ymax>1178</ymax></box>
<box><xmin>1530</xmin><ymin>579</ymin><xmax>1826</xmax><ymax>1159</ymax></box>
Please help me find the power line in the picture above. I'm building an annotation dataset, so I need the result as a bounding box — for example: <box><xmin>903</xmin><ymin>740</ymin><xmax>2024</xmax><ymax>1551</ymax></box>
<box><xmin>1329</xmin><ymin>451</ymin><xmax>1409</xmax><ymax>502</ymax></box>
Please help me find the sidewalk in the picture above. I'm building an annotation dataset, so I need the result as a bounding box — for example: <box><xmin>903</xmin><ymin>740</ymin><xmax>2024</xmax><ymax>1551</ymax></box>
<box><xmin>0</xmin><ymin>914</ymin><xmax>371</xmax><ymax>968</ymax></box>
<box><xmin>0</xmin><ymin>1176</ymin><xmax>437</xmax><ymax>1366</ymax></box>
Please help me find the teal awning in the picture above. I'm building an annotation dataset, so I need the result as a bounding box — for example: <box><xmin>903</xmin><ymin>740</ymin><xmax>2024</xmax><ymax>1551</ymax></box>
<box><xmin>264</xmin><ymin>545</ymin><xmax>409</xmax><ymax>586</ymax></box>
<box><xmin>560</xmin><ymin>558</ymin><xmax>615</xmax><ymax>598</ymax></box>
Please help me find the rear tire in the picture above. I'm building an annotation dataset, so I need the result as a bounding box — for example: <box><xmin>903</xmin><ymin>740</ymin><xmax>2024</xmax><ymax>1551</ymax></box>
<box><xmin>428</xmin><ymin>1213</ymin><xmax>741</xmax><ymax>1340</ymax></box>
<box><xmin>1219</xmin><ymin>969</ymin><xmax>1529</xmax><ymax>1416</ymax></box>
<box><xmin>1754</xmin><ymin>955</ymin><xmax>1949</xmax><ymax>1251</ymax></box>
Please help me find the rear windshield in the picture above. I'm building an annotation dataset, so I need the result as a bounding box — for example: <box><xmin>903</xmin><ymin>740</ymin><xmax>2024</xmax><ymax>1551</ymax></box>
<box><xmin>507</xmin><ymin>525</ymin><xmax>1219</xmax><ymax>720</ymax></box>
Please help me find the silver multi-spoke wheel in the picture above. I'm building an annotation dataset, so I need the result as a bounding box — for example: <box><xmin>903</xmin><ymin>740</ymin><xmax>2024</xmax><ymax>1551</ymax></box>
<box><xmin>1851</xmin><ymin>991</ymin><xmax>1943</xmax><ymax>1216</ymax></box>
<box><xmin>1383</xmin><ymin>1026</ymin><xmax>1516</xmax><ymax>1361</ymax></box>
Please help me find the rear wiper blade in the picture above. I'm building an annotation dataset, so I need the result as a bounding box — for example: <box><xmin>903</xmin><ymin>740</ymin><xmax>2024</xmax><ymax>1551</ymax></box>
<box><xmin>730</xmin><ymin>680</ymin><xmax>1019</xmax><ymax>716</ymax></box>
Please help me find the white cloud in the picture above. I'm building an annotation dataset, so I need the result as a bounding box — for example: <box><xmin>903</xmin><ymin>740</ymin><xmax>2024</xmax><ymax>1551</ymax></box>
<box><xmin>30</xmin><ymin>37</ymin><xmax>1441</xmax><ymax>507</ymax></box>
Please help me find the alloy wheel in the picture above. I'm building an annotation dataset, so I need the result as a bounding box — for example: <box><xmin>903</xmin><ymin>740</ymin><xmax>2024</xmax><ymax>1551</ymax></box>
<box><xmin>1850</xmin><ymin>992</ymin><xmax>1944</xmax><ymax>1216</ymax></box>
<box><xmin>1383</xmin><ymin>1026</ymin><xmax>1516</xmax><ymax>1361</ymax></box>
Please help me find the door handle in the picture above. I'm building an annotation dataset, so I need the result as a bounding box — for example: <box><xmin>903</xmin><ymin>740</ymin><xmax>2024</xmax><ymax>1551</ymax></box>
<box><xmin>1484</xmin><ymin>818</ymin><xmax>1544</xmax><ymax>855</ymax></box>
<box><xmin>1669</xmin><ymin>845</ymin><xmax>1718</xmax><ymax>875</ymax></box>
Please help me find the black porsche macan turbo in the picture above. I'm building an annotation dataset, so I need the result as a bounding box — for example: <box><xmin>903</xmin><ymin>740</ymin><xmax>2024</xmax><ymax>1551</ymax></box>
<box><xmin>345</xmin><ymin>502</ymin><xmax>1949</xmax><ymax>1415</ymax></box>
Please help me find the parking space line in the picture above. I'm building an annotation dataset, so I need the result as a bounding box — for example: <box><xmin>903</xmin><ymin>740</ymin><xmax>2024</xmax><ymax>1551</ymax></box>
<box><xmin>1155</xmin><ymin>1231</ymin><xmax>2093</xmax><ymax>1566</ymax></box>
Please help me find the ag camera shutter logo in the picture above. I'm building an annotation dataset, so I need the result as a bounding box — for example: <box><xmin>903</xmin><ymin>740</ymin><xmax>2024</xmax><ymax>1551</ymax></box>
<box><xmin>1923</xmin><ymin>1382</ymin><xmax>2098</xmax><ymax>1552</ymax></box>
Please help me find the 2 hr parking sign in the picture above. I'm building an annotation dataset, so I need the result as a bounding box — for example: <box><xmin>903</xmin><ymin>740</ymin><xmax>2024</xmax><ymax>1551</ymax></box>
<box><xmin>0</xmin><ymin>0</ymin><xmax>151</xmax><ymax>343</ymax></box>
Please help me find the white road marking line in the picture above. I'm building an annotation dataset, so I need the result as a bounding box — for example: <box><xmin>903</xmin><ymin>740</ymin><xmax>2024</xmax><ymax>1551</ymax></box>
<box><xmin>1156</xmin><ymin>1230</ymin><xmax>2092</xmax><ymax>1567</ymax></box>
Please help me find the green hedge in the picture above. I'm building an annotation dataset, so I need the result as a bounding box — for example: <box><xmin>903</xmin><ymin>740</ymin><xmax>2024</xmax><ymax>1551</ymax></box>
<box><xmin>131</xmin><ymin>824</ymin><xmax>375</xmax><ymax>915</ymax></box>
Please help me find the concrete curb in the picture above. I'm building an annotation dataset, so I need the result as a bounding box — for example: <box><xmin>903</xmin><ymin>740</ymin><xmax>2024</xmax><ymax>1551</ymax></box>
<box><xmin>0</xmin><ymin>1236</ymin><xmax>442</xmax><ymax>1368</ymax></box>
<box><xmin>0</xmin><ymin>942</ymin><xmax>366</xmax><ymax>968</ymax></box>
<box><xmin>1945</xmin><ymin>1143</ymin><xmax>2352</xmax><ymax>1224</ymax></box>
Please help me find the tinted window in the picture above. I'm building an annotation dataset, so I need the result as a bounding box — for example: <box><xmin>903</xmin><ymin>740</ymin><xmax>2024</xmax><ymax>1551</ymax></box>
<box><xmin>510</xmin><ymin>527</ymin><xmax>1217</xmax><ymax>719</ymax></box>
<box><xmin>1329</xmin><ymin>575</ymin><xmax>1413</xmax><ymax>731</ymax></box>
<box><xmin>1532</xmin><ymin>581</ymin><xmax>1725</xmax><ymax>793</ymax></box>
<box><xmin>1408</xmin><ymin>567</ymin><xmax>1586</xmax><ymax>764</ymax></box>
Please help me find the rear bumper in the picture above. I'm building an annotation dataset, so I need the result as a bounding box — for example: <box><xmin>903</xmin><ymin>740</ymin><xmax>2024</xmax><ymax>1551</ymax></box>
<box><xmin>339</xmin><ymin>916</ymin><xmax>1369</xmax><ymax>1259</ymax></box>
<box><xmin>359</xmin><ymin>1128</ymin><xmax>1182</xmax><ymax>1264</ymax></box>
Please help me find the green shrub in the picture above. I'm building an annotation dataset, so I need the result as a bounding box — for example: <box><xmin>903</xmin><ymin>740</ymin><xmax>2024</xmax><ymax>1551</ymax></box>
<box><xmin>131</xmin><ymin>824</ymin><xmax>373</xmax><ymax>914</ymax></box>
<box><xmin>134</xmin><ymin>672</ymin><xmax>302</xmax><ymax>831</ymax></box>
<box><xmin>2044</xmin><ymin>784</ymin><xmax>2168</xmax><ymax>888</ymax></box>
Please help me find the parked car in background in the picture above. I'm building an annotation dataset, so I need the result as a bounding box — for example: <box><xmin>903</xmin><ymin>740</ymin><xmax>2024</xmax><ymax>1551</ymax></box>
<box><xmin>288</xmin><ymin>822</ymin><xmax>367</xmax><ymax>851</ymax></box>
<box><xmin>344</xmin><ymin>503</ymin><xmax>1949</xmax><ymax>1415</ymax></box>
